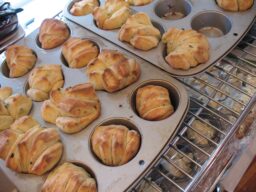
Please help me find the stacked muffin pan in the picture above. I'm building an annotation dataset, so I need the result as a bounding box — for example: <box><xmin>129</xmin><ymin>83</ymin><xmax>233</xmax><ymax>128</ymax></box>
<box><xmin>0</xmin><ymin>19</ymin><xmax>189</xmax><ymax>191</ymax></box>
<box><xmin>63</xmin><ymin>0</ymin><xmax>256</xmax><ymax>76</ymax></box>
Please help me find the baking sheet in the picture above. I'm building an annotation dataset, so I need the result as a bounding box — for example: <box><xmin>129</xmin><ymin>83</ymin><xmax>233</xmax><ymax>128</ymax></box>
<box><xmin>0</xmin><ymin>19</ymin><xmax>189</xmax><ymax>192</ymax></box>
<box><xmin>63</xmin><ymin>0</ymin><xmax>256</xmax><ymax>76</ymax></box>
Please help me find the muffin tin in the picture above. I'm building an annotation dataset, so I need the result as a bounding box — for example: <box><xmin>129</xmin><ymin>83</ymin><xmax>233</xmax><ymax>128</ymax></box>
<box><xmin>0</xmin><ymin>19</ymin><xmax>189</xmax><ymax>192</ymax></box>
<box><xmin>63</xmin><ymin>0</ymin><xmax>256</xmax><ymax>76</ymax></box>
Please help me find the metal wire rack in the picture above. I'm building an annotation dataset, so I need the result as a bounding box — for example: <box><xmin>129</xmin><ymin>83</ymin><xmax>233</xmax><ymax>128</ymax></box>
<box><xmin>131</xmin><ymin>22</ymin><xmax>256</xmax><ymax>192</ymax></box>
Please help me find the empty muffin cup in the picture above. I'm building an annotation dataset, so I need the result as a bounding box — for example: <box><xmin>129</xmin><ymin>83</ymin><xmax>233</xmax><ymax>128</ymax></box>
<box><xmin>131</xmin><ymin>80</ymin><xmax>180</xmax><ymax>121</ymax></box>
<box><xmin>191</xmin><ymin>11</ymin><xmax>232</xmax><ymax>38</ymax></box>
<box><xmin>155</xmin><ymin>0</ymin><xmax>191</xmax><ymax>20</ymax></box>
<box><xmin>90</xmin><ymin>118</ymin><xmax>141</xmax><ymax>166</ymax></box>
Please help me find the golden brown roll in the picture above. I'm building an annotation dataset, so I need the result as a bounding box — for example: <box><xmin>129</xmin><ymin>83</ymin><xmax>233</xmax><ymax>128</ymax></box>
<box><xmin>119</xmin><ymin>12</ymin><xmax>161</xmax><ymax>51</ymax></box>
<box><xmin>42</xmin><ymin>162</ymin><xmax>97</xmax><ymax>192</ymax></box>
<box><xmin>86</xmin><ymin>50</ymin><xmax>140</xmax><ymax>92</ymax></box>
<box><xmin>39</xmin><ymin>18</ymin><xmax>70</xmax><ymax>49</ymax></box>
<box><xmin>136</xmin><ymin>85</ymin><xmax>174</xmax><ymax>120</ymax></box>
<box><xmin>216</xmin><ymin>0</ymin><xmax>253</xmax><ymax>11</ymax></box>
<box><xmin>93</xmin><ymin>0</ymin><xmax>131</xmax><ymax>30</ymax></box>
<box><xmin>41</xmin><ymin>83</ymin><xmax>101</xmax><ymax>134</ymax></box>
<box><xmin>91</xmin><ymin>124</ymin><xmax>140</xmax><ymax>166</ymax></box>
<box><xmin>127</xmin><ymin>0</ymin><xmax>152</xmax><ymax>6</ymax></box>
<box><xmin>62</xmin><ymin>37</ymin><xmax>99</xmax><ymax>68</ymax></box>
<box><xmin>162</xmin><ymin>28</ymin><xmax>210</xmax><ymax>70</ymax></box>
<box><xmin>27</xmin><ymin>64</ymin><xmax>64</xmax><ymax>102</ymax></box>
<box><xmin>70</xmin><ymin>0</ymin><xmax>99</xmax><ymax>16</ymax></box>
<box><xmin>0</xmin><ymin>87</ymin><xmax>32</xmax><ymax>131</ymax></box>
<box><xmin>5</xmin><ymin>45</ymin><xmax>37</xmax><ymax>78</ymax></box>
<box><xmin>0</xmin><ymin>116</ymin><xmax>63</xmax><ymax>175</ymax></box>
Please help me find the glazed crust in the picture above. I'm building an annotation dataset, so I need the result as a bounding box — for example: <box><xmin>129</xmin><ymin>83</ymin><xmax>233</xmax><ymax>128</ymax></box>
<box><xmin>93</xmin><ymin>0</ymin><xmax>131</xmax><ymax>30</ymax></box>
<box><xmin>39</xmin><ymin>19</ymin><xmax>70</xmax><ymax>49</ymax></box>
<box><xmin>86</xmin><ymin>50</ymin><xmax>141</xmax><ymax>92</ymax></box>
<box><xmin>91</xmin><ymin>124</ymin><xmax>141</xmax><ymax>166</ymax></box>
<box><xmin>136</xmin><ymin>85</ymin><xmax>174</xmax><ymax>120</ymax></box>
<box><xmin>216</xmin><ymin>0</ymin><xmax>253</xmax><ymax>11</ymax></box>
<box><xmin>41</xmin><ymin>83</ymin><xmax>101</xmax><ymax>134</ymax></box>
<box><xmin>127</xmin><ymin>0</ymin><xmax>152</xmax><ymax>6</ymax></box>
<box><xmin>62</xmin><ymin>37</ymin><xmax>99</xmax><ymax>68</ymax></box>
<box><xmin>119</xmin><ymin>12</ymin><xmax>161</xmax><ymax>51</ymax></box>
<box><xmin>70</xmin><ymin>0</ymin><xmax>99</xmax><ymax>16</ymax></box>
<box><xmin>5</xmin><ymin>45</ymin><xmax>37</xmax><ymax>78</ymax></box>
<box><xmin>162</xmin><ymin>28</ymin><xmax>209</xmax><ymax>70</ymax></box>
<box><xmin>27</xmin><ymin>64</ymin><xmax>64</xmax><ymax>101</ymax></box>
<box><xmin>42</xmin><ymin>162</ymin><xmax>97</xmax><ymax>192</ymax></box>
<box><xmin>0</xmin><ymin>116</ymin><xmax>63</xmax><ymax>175</ymax></box>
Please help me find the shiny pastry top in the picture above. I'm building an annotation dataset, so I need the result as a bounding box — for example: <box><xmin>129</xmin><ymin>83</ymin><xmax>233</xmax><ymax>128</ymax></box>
<box><xmin>0</xmin><ymin>87</ymin><xmax>32</xmax><ymax>131</ymax></box>
<box><xmin>27</xmin><ymin>64</ymin><xmax>64</xmax><ymax>102</ymax></box>
<box><xmin>62</xmin><ymin>37</ymin><xmax>99</xmax><ymax>68</ymax></box>
<box><xmin>86</xmin><ymin>49</ymin><xmax>141</xmax><ymax>92</ymax></box>
<box><xmin>0</xmin><ymin>116</ymin><xmax>63</xmax><ymax>175</ymax></box>
<box><xmin>5</xmin><ymin>45</ymin><xmax>37</xmax><ymax>78</ymax></box>
<box><xmin>216</xmin><ymin>0</ymin><xmax>253</xmax><ymax>11</ymax></box>
<box><xmin>136</xmin><ymin>85</ymin><xmax>174</xmax><ymax>120</ymax></box>
<box><xmin>162</xmin><ymin>28</ymin><xmax>210</xmax><ymax>70</ymax></box>
<box><xmin>41</xmin><ymin>83</ymin><xmax>101</xmax><ymax>134</ymax></box>
<box><xmin>39</xmin><ymin>18</ymin><xmax>70</xmax><ymax>49</ymax></box>
<box><xmin>93</xmin><ymin>0</ymin><xmax>131</xmax><ymax>30</ymax></box>
<box><xmin>119</xmin><ymin>12</ymin><xmax>161</xmax><ymax>51</ymax></box>
<box><xmin>126</xmin><ymin>0</ymin><xmax>152</xmax><ymax>6</ymax></box>
<box><xmin>91</xmin><ymin>124</ymin><xmax>141</xmax><ymax>166</ymax></box>
<box><xmin>42</xmin><ymin>162</ymin><xmax>97</xmax><ymax>192</ymax></box>
<box><xmin>70</xmin><ymin>0</ymin><xmax>99</xmax><ymax>16</ymax></box>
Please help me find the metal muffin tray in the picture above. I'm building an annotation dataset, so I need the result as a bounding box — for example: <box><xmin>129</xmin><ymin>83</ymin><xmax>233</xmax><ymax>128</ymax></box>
<box><xmin>63</xmin><ymin>0</ymin><xmax>256</xmax><ymax>77</ymax></box>
<box><xmin>0</xmin><ymin>19</ymin><xmax>189</xmax><ymax>192</ymax></box>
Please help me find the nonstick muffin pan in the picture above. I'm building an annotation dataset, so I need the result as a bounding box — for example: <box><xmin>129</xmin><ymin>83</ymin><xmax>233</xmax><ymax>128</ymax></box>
<box><xmin>63</xmin><ymin>0</ymin><xmax>256</xmax><ymax>76</ymax></box>
<box><xmin>0</xmin><ymin>19</ymin><xmax>189</xmax><ymax>192</ymax></box>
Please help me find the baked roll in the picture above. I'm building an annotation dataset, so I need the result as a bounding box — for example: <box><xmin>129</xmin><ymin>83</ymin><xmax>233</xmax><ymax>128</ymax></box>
<box><xmin>27</xmin><ymin>64</ymin><xmax>64</xmax><ymax>102</ymax></box>
<box><xmin>119</xmin><ymin>12</ymin><xmax>161</xmax><ymax>51</ymax></box>
<box><xmin>91</xmin><ymin>124</ymin><xmax>140</xmax><ymax>166</ymax></box>
<box><xmin>5</xmin><ymin>45</ymin><xmax>37</xmax><ymax>78</ymax></box>
<box><xmin>42</xmin><ymin>162</ymin><xmax>97</xmax><ymax>192</ymax></box>
<box><xmin>0</xmin><ymin>116</ymin><xmax>63</xmax><ymax>175</ymax></box>
<box><xmin>39</xmin><ymin>19</ymin><xmax>70</xmax><ymax>49</ymax></box>
<box><xmin>216</xmin><ymin>0</ymin><xmax>253</xmax><ymax>11</ymax></box>
<box><xmin>62</xmin><ymin>37</ymin><xmax>99</xmax><ymax>68</ymax></box>
<box><xmin>162</xmin><ymin>28</ymin><xmax>210</xmax><ymax>70</ymax></box>
<box><xmin>127</xmin><ymin>0</ymin><xmax>152</xmax><ymax>6</ymax></box>
<box><xmin>86</xmin><ymin>50</ymin><xmax>141</xmax><ymax>92</ymax></box>
<box><xmin>70</xmin><ymin>0</ymin><xmax>99</xmax><ymax>16</ymax></box>
<box><xmin>93</xmin><ymin>0</ymin><xmax>131</xmax><ymax>30</ymax></box>
<box><xmin>136</xmin><ymin>85</ymin><xmax>174</xmax><ymax>120</ymax></box>
<box><xmin>0</xmin><ymin>87</ymin><xmax>32</xmax><ymax>131</ymax></box>
<box><xmin>41</xmin><ymin>83</ymin><xmax>101</xmax><ymax>134</ymax></box>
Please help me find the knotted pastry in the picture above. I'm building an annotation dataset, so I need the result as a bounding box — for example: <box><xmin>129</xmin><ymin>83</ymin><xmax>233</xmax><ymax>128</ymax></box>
<box><xmin>216</xmin><ymin>0</ymin><xmax>253</xmax><ymax>11</ymax></box>
<box><xmin>42</xmin><ymin>162</ymin><xmax>97</xmax><ymax>192</ymax></box>
<box><xmin>41</xmin><ymin>83</ymin><xmax>101</xmax><ymax>134</ymax></box>
<box><xmin>91</xmin><ymin>124</ymin><xmax>140</xmax><ymax>166</ymax></box>
<box><xmin>0</xmin><ymin>116</ymin><xmax>63</xmax><ymax>175</ymax></box>
<box><xmin>119</xmin><ymin>12</ymin><xmax>161</xmax><ymax>51</ymax></box>
<box><xmin>5</xmin><ymin>45</ymin><xmax>37</xmax><ymax>78</ymax></box>
<box><xmin>27</xmin><ymin>64</ymin><xmax>64</xmax><ymax>102</ymax></box>
<box><xmin>162</xmin><ymin>28</ymin><xmax>210</xmax><ymax>70</ymax></box>
<box><xmin>86</xmin><ymin>50</ymin><xmax>141</xmax><ymax>92</ymax></box>
<box><xmin>136</xmin><ymin>85</ymin><xmax>174</xmax><ymax>120</ymax></box>
<box><xmin>39</xmin><ymin>18</ymin><xmax>70</xmax><ymax>49</ymax></box>
<box><xmin>0</xmin><ymin>87</ymin><xmax>32</xmax><ymax>131</ymax></box>
<box><xmin>70</xmin><ymin>0</ymin><xmax>99</xmax><ymax>16</ymax></box>
<box><xmin>62</xmin><ymin>37</ymin><xmax>99</xmax><ymax>68</ymax></box>
<box><xmin>93</xmin><ymin>0</ymin><xmax>131</xmax><ymax>30</ymax></box>
<box><xmin>127</xmin><ymin>0</ymin><xmax>152</xmax><ymax>6</ymax></box>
